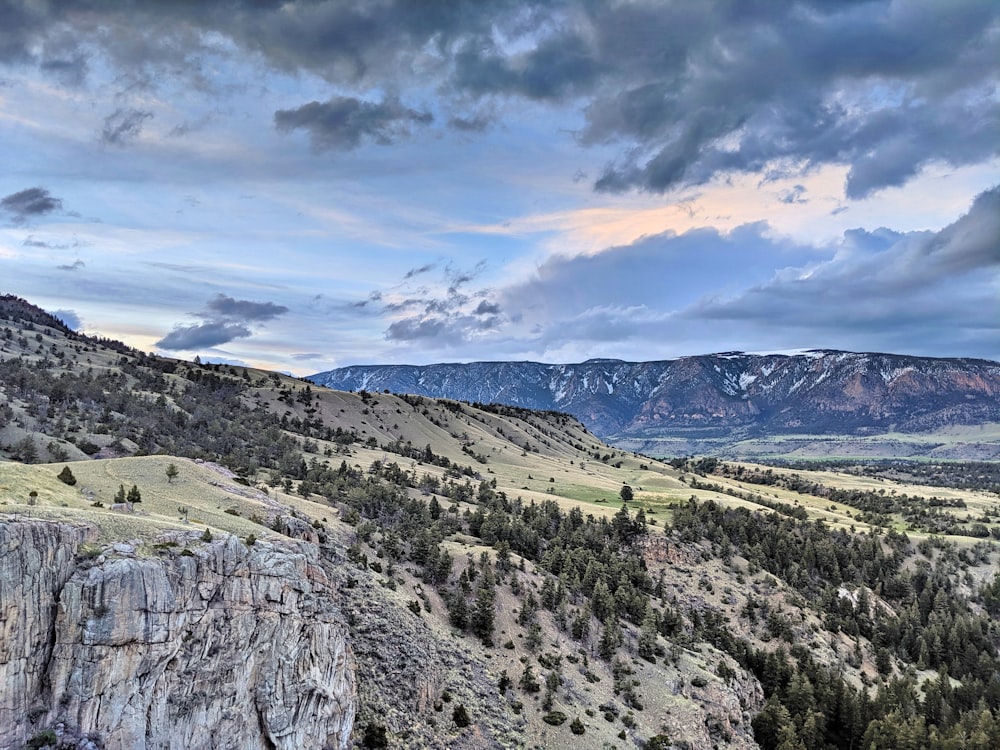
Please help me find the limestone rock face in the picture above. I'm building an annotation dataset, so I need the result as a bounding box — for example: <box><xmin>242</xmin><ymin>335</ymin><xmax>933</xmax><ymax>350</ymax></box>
<box><xmin>0</xmin><ymin>519</ymin><xmax>356</xmax><ymax>750</ymax></box>
<box><xmin>0</xmin><ymin>521</ymin><xmax>97</xmax><ymax>740</ymax></box>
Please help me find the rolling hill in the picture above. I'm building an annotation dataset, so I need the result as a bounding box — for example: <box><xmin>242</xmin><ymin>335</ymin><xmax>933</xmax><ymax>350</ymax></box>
<box><xmin>4</xmin><ymin>294</ymin><xmax>1000</xmax><ymax>750</ymax></box>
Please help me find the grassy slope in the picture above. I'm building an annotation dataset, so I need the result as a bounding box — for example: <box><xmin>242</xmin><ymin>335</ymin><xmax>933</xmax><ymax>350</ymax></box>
<box><xmin>3</xmin><ymin>311</ymin><xmax>997</xmax><ymax>545</ymax></box>
<box><xmin>6</xmin><ymin>307</ymin><xmax>1000</xmax><ymax>747</ymax></box>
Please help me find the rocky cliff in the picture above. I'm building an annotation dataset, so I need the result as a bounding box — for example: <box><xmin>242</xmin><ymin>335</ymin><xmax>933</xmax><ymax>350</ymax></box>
<box><xmin>0</xmin><ymin>519</ymin><xmax>356</xmax><ymax>750</ymax></box>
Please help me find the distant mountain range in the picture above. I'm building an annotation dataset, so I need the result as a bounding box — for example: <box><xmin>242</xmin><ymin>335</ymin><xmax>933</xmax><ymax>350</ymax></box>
<box><xmin>310</xmin><ymin>351</ymin><xmax>1000</xmax><ymax>456</ymax></box>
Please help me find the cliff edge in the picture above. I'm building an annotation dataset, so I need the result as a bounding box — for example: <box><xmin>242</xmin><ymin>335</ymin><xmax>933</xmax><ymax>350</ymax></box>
<box><xmin>0</xmin><ymin>519</ymin><xmax>356</xmax><ymax>750</ymax></box>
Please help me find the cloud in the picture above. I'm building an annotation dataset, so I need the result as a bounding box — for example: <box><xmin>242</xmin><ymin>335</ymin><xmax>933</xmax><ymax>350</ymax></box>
<box><xmin>779</xmin><ymin>185</ymin><xmax>808</xmax><ymax>205</ymax></box>
<box><xmin>689</xmin><ymin>185</ymin><xmax>1000</xmax><ymax>324</ymax></box>
<box><xmin>3</xmin><ymin>2</ymin><xmax>997</xmax><ymax>198</ymax></box>
<box><xmin>157</xmin><ymin>322</ymin><xmax>253</xmax><ymax>350</ymax></box>
<box><xmin>386</xmin><ymin>317</ymin><xmax>448</xmax><ymax>342</ymax></box>
<box><xmin>156</xmin><ymin>293</ymin><xmax>290</xmax><ymax>351</ymax></box>
<box><xmin>40</xmin><ymin>55</ymin><xmax>88</xmax><ymax>86</ymax></box>
<box><xmin>51</xmin><ymin>309</ymin><xmax>81</xmax><ymax>330</ymax></box>
<box><xmin>474</xmin><ymin>300</ymin><xmax>501</xmax><ymax>315</ymax></box>
<box><xmin>448</xmin><ymin>113</ymin><xmax>493</xmax><ymax>133</ymax></box>
<box><xmin>434</xmin><ymin>185</ymin><xmax>998</xmax><ymax>360</ymax></box>
<box><xmin>25</xmin><ymin>234</ymin><xmax>85</xmax><ymax>252</ymax></box>
<box><xmin>274</xmin><ymin>95</ymin><xmax>432</xmax><ymax>151</ymax></box>
<box><xmin>582</xmin><ymin>1</ymin><xmax>1000</xmax><ymax>197</ymax></box>
<box><xmin>206</xmin><ymin>293</ymin><xmax>288</xmax><ymax>322</ymax></box>
<box><xmin>57</xmin><ymin>260</ymin><xmax>85</xmax><ymax>271</ymax></box>
<box><xmin>1</xmin><ymin>187</ymin><xmax>63</xmax><ymax>222</ymax></box>
<box><xmin>452</xmin><ymin>29</ymin><xmax>603</xmax><ymax>101</ymax></box>
<box><xmin>404</xmin><ymin>263</ymin><xmax>436</xmax><ymax>279</ymax></box>
<box><xmin>101</xmin><ymin>108</ymin><xmax>153</xmax><ymax>145</ymax></box>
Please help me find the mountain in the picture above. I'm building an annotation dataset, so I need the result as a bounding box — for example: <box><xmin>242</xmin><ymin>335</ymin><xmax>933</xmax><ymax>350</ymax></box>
<box><xmin>0</xmin><ymin>295</ymin><xmax>764</xmax><ymax>748</ymax></box>
<box><xmin>6</xmin><ymin>295</ymin><xmax>1000</xmax><ymax>750</ymax></box>
<box><xmin>310</xmin><ymin>351</ymin><xmax>1000</xmax><ymax>458</ymax></box>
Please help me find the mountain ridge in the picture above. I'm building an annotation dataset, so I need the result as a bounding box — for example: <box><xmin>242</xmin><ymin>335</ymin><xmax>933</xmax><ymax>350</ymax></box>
<box><xmin>309</xmin><ymin>350</ymin><xmax>1000</xmax><ymax>456</ymax></box>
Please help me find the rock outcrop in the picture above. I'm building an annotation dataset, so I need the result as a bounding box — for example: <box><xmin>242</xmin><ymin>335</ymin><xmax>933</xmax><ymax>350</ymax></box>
<box><xmin>0</xmin><ymin>519</ymin><xmax>356</xmax><ymax>750</ymax></box>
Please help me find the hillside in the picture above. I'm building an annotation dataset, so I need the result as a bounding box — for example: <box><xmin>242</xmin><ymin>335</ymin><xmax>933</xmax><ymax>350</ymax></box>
<box><xmin>309</xmin><ymin>352</ymin><xmax>1000</xmax><ymax>460</ymax></box>
<box><xmin>4</xmin><ymin>295</ymin><xmax>1000</xmax><ymax>750</ymax></box>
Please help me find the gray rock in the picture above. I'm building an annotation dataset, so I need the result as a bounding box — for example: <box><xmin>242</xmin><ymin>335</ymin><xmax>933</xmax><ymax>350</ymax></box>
<box><xmin>0</xmin><ymin>518</ymin><xmax>356</xmax><ymax>750</ymax></box>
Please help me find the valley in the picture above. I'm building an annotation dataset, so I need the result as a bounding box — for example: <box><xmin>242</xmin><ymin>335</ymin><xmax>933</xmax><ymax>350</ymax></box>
<box><xmin>2</xmin><ymin>295</ymin><xmax>1000</xmax><ymax>750</ymax></box>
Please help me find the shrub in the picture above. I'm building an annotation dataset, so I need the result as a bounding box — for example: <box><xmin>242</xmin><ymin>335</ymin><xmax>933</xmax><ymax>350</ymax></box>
<box><xmin>76</xmin><ymin>439</ymin><xmax>100</xmax><ymax>455</ymax></box>
<box><xmin>25</xmin><ymin>730</ymin><xmax>57</xmax><ymax>749</ymax></box>
<box><xmin>542</xmin><ymin>711</ymin><xmax>567</xmax><ymax>726</ymax></box>
<box><xmin>361</xmin><ymin>723</ymin><xmax>388</xmax><ymax>749</ymax></box>
<box><xmin>452</xmin><ymin>704</ymin><xmax>471</xmax><ymax>728</ymax></box>
<box><xmin>570</xmin><ymin>716</ymin><xmax>585</xmax><ymax>735</ymax></box>
<box><xmin>57</xmin><ymin>466</ymin><xmax>77</xmax><ymax>485</ymax></box>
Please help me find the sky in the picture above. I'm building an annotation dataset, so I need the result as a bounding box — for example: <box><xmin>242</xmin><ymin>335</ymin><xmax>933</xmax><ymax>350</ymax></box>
<box><xmin>0</xmin><ymin>0</ymin><xmax>998</xmax><ymax>374</ymax></box>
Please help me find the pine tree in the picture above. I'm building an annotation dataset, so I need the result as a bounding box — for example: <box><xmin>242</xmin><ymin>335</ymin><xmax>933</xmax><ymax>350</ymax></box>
<box><xmin>638</xmin><ymin>608</ymin><xmax>659</xmax><ymax>663</ymax></box>
<box><xmin>571</xmin><ymin>606</ymin><xmax>591</xmax><ymax>642</ymax></box>
<box><xmin>57</xmin><ymin>466</ymin><xmax>77</xmax><ymax>486</ymax></box>
<box><xmin>126</xmin><ymin>484</ymin><xmax>141</xmax><ymax>504</ymax></box>
<box><xmin>471</xmin><ymin>564</ymin><xmax>496</xmax><ymax>644</ymax></box>
<box><xmin>598</xmin><ymin>616</ymin><xmax>622</xmax><ymax>660</ymax></box>
<box><xmin>448</xmin><ymin>591</ymin><xmax>468</xmax><ymax>630</ymax></box>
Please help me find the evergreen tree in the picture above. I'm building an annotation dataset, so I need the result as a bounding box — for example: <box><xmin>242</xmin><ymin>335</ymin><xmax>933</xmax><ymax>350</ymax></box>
<box><xmin>598</xmin><ymin>616</ymin><xmax>622</xmax><ymax>660</ymax></box>
<box><xmin>638</xmin><ymin>608</ymin><xmax>659</xmax><ymax>663</ymax></box>
<box><xmin>471</xmin><ymin>564</ymin><xmax>496</xmax><ymax>644</ymax></box>
<box><xmin>448</xmin><ymin>591</ymin><xmax>468</xmax><ymax>630</ymax></box>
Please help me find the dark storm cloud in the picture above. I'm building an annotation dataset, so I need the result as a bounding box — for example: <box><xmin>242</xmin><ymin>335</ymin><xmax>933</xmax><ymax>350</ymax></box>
<box><xmin>581</xmin><ymin>1</ymin><xmax>1000</xmax><ymax>197</ymax></box>
<box><xmin>1</xmin><ymin>187</ymin><xmax>63</xmax><ymax>221</ymax></box>
<box><xmin>4</xmin><ymin>1</ymin><xmax>997</xmax><ymax>197</ymax></box>
<box><xmin>101</xmin><ymin>108</ymin><xmax>153</xmax><ymax>146</ymax></box>
<box><xmin>452</xmin><ymin>29</ymin><xmax>603</xmax><ymax>101</ymax></box>
<box><xmin>156</xmin><ymin>293</ymin><xmax>290</xmax><ymax>350</ymax></box>
<box><xmin>274</xmin><ymin>95</ymin><xmax>432</xmax><ymax>151</ymax></box>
